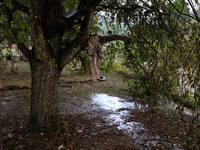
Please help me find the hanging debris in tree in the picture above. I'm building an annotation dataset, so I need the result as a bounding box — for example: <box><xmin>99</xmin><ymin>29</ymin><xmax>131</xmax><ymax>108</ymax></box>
<box><xmin>62</xmin><ymin>9</ymin><xmax>82</xmax><ymax>28</ymax></box>
<box><xmin>88</xmin><ymin>35</ymin><xmax>104</xmax><ymax>81</ymax></box>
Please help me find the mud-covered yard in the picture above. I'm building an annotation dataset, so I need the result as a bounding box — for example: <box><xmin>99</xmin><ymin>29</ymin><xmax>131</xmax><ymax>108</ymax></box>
<box><xmin>0</xmin><ymin>61</ymin><xmax>192</xmax><ymax>149</ymax></box>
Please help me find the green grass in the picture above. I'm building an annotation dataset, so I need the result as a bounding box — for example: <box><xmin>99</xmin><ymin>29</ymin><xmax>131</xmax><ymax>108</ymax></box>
<box><xmin>0</xmin><ymin>61</ymin><xmax>31</xmax><ymax>88</ymax></box>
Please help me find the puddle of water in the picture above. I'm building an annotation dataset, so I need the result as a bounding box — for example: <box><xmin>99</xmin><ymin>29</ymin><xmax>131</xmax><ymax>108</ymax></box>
<box><xmin>60</xmin><ymin>94</ymin><xmax>148</xmax><ymax>115</ymax></box>
<box><xmin>90</xmin><ymin>93</ymin><xmax>147</xmax><ymax>139</ymax></box>
<box><xmin>105</xmin><ymin>112</ymin><xmax>146</xmax><ymax>139</ymax></box>
<box><xmin>90</xmin><ymin>93</ymin><xmax>182</xmax><ymax>149</ymax></box>
<box><xmin>91</xmin><ymin>93</ymin><xmax>147</xmax><ymax>111</ymax></box>
<box><xmin>59</xmin><ymin>93</ymin><xmax>183</xmax><ymax>149</ymax></box>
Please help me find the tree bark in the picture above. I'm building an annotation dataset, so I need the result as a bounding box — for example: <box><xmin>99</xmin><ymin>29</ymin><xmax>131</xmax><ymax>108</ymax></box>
<box><xmin>27</xmin><ymin>0</ymin><xmax>64</xmax><ymax>130</ymax></box>
<box><xmin>29</xmin><ymin>59</ymin><xmax>62</xmax><ymax>130</ymax></box>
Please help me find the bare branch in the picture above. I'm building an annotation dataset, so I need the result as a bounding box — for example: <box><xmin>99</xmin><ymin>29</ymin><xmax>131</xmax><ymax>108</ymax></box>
<box><xmin>99</xmin><ymin>34</ymin><xmax>131</xmax><ymax>43</ymax></box>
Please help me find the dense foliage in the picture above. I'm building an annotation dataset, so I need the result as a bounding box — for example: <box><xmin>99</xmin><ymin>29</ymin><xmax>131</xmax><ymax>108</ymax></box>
<box><xmin>97</xmin><ymin>1</ymin><xmax>200</xmax><ymax>148</ymax></box>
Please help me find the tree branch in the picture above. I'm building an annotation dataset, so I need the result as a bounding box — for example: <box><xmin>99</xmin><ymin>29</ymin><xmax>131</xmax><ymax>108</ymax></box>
<box><xmin>187</xmin><ymin>0</ymin><xmax>200</xmax><ymax>22</ymax></box>
<box><xmin>77</xmin><ymin>0</ymin><xmax>86</xmax><ymax>16</ymax></box>
<box><xmin>3</xmin><ymin>6</ymin><xmax>30</xmax><ymax>59</ymax></box>
<box><xmin>3</xmin><ymin>6</ymin><xmax>14</xmax><ymax>21</ymax></box>
<box><xmin>0</xmin><ymin>35</ymin><xmax>4</xmax><ymax>43</ymax></box>
<box><xmin>124</xmin><ymin>41</ymin><xmax>148</xmax><ymax>74</ymax></box>
<box><xmin>11</xmin><ymin>0</ymin><xmax>29</xmax><ymax>15</ymax></box>
<box><xmin>168</xmin><ymin>0</ymin><xmax>199</xmax><ymax>21</ymax></box>
<box><xmin>99</xmin><ymin>34</ymin><xmax>131</xmax><ymax>43</ymax></box>
<box><xmin>60</xmin><ymin>0</ymin><xmax>102</xmax><ymax>68</ymax></box>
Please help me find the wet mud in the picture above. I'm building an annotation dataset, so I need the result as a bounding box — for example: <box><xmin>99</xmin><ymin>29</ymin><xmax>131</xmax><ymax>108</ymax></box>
<box><xmin>0</xmin><ymin>70</ymin><xmax>191</xmax><ymax>149</ymax></box>
<box><xmin>59</xmin><ymin>93</ymin><xmax>186</xmax><ymax>149</ymax></box>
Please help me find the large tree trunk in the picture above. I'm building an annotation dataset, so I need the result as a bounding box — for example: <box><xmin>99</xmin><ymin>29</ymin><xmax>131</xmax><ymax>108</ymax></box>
<box><xmin>29</xmin><ymin>59</ymin><xmax>62</xmax><ymax>130</ymax></box>
<box><xmin>26</xmin><ymin>0</ymin><xmax>63</xmax><ymax>131</ymax></box>
<box><xmin>25</xmin><ymin>0</ymin><xmax>101</xmax><ymax>131</ymax></box>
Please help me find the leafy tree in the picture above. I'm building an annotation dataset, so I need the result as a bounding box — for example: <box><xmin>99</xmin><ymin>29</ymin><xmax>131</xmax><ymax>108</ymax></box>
<box><xmin>0</xmin><ymin>0</ymin><xmax>131</xmax><ymax>131</ymax></box>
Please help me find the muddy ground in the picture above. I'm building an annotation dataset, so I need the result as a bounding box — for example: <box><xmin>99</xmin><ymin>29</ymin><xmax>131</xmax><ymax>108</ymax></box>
<box><xmin>0</xmin><ymin>61</ymin><xmax>194</xmax><ymax>150</ymax></box>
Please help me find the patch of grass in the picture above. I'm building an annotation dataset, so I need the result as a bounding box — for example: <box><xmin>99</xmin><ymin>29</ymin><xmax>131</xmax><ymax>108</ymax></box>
<box><xmin>0</xmin><ymin>62</ymin><xmax>31</xmax><ymax>87</ymax></box>
<box><xmin>59</xmin><ymin>69</ymin><xmax>129</xmax><ymax>99</ymax></box>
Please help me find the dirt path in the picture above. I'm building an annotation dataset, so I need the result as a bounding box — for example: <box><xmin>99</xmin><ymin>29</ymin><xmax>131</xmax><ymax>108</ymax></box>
<box><xmin>0</xmin><ymin>69</ymin><xmax>189</xmax><ymax>149</ymax></box>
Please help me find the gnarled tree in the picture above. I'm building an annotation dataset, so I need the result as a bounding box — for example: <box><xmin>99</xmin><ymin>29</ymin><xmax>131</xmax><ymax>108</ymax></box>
<box><xmin>0</xmin><ymin>0</ymin><xmax>131</xmax><ymax>131</ymax></box>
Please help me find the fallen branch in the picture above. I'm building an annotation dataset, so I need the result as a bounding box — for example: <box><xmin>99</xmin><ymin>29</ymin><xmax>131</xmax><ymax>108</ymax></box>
<box><xmin>64</xmin><ymin>79</ymin><xmax>93</xmax><ymax>84</ymax></box>
<box><xmin>60</xmin><ymin>77</ymin><xmax>106</xmax><ymax>84</ymax></box>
